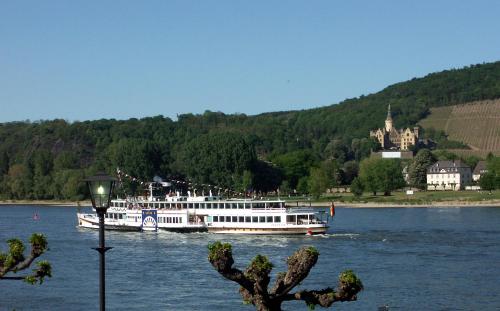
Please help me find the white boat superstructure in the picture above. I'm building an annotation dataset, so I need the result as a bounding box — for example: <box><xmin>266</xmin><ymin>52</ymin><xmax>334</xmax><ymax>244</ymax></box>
<box><xmin>77</xmin><ymin>184</ymin><xmax>329</xmax><ymax>235</ymax></box>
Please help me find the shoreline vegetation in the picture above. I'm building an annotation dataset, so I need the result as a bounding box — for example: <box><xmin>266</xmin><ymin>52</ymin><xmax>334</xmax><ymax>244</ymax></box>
<box><xmin>1</xmin><ymin>190</ymin><xmax>499</xmax><ymax>208</ymax></box>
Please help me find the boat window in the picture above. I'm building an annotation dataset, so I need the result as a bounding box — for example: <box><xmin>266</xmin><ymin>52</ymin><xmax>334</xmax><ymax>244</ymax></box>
<box><xmin>232</xmin><ymin>216</ymin><xmax>238</xmax><ymax>222</ymax></box>
<box><xmin>188</xmin><ymin>203</ymin><xmax>193</xmax><ymax>209</ymax></box>
<box><xmin>274</xmin><ymin>216</ymin><xmax>281</xmax><ymax>223</ymax></box>
<box><xmin>297</xmin><ymin>215</ymin><xmax>308</xmax><ymax>224</ymax></box>
<box><xmin>244</xmin><ymin>203</ymin><xmax>250</xmax><ymax>209</ymax></box>
<box><xmin>237</xmin><ymin>203</ymin><xmax>243</xmax><ymax>209</ymax></box>
<box><xmin>238</xmin><ymin>216</ymin><xmax>244</xmax><ymax>222</ymax></box>
<box><xmin>245</xmin><ymin>216</ymin><xmax>251</xmax><ymax>222</ymax></box>
<box><xmin>267</xmin><ymin>216</ymin><xmax>273</xmax><ymax>223</ymax></box>
<box><xmin>232</xmin><ymin>203</ymin><xmax>237</xmax><ymax>209</ymax></box>
<box><xmin>194</xmin><ymin>203</ymin><xmax>199</xmax><ymax>209</ymax></box>
<box><xmin>286</xmin><ymin>215</ymin><xmax>296</xmax><ymax>223</ymax></box>
<box><xmin>225</xmin><ymin>216</ymin><xmax>231</xmax><ymax>222</ymax></box>
<box><xmin>213</xmin><ymin>216</ymin><xmax>219</xmax><ymax>222</ymax></box>
<box><xmin>259</xmin><ymin>216</ymin><xmax>265</xmax><ymax>223</ymax></box>
<box><xmin>254</xmin><ymin>203</ymin><xmax>264</xmax><ymax>209</ymax></box>
<box><xmin>217</xmin><ymin>203</ymin><xmax>223</xmax><ymax>209</ymax></box>
<box><xmin>252</xmin><ymin>216</ymin><xmax>258</xmax><ymax>223</ymax></box>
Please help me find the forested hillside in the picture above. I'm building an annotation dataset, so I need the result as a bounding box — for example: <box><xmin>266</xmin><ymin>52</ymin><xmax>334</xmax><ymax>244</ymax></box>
<box><xmin>1</xmin><ymin>61</ymin><xmax>499</xmax><ymax>200</ymax></box>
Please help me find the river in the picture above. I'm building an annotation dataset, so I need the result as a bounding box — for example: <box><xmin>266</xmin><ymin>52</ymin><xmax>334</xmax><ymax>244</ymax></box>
<box><xmin>1</xmin><ymin>206</ymin><xmax>499</xmax><ymax>310</ymax></box>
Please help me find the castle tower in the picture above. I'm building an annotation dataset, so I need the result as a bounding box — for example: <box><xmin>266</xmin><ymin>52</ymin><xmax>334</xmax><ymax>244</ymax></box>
<box><xmin>384</xmin><ymin>104</ymin><xmax>393</xmax><ymax>132</ymax></box>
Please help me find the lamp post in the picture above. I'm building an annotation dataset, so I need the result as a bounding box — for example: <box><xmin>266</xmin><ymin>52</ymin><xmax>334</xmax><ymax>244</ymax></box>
<box><xmin>85</xmin><ymin>172</ymin><xmax>116</xmax><ymax>311</ymax></box>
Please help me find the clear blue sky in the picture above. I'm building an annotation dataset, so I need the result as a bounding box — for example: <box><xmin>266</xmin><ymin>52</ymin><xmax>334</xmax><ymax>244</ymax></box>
<box><xmin>1</xmin><ymin>1</ymin><xmax>499</xmax><ymax>123</ymax></box>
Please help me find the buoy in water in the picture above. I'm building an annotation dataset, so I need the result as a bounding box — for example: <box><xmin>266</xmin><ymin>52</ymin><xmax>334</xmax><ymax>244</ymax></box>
<box><xmin>306</xmin><ymin>229</ymin><xmax>313</xmax><ymax>236</ymax></box>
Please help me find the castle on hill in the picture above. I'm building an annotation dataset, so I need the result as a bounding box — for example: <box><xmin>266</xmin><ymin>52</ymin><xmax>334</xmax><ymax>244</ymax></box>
<box><xmin>370</xmin><ymin>105</ymin><xmax>419</xmax><ymax>151</ymax></box>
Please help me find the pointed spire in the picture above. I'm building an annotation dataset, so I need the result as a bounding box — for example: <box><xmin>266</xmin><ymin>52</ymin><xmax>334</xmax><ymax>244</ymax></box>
<box><xmin>386</xmin><ymin>104</ymin><xmax>392</xmax><ymax>119</ymax></box>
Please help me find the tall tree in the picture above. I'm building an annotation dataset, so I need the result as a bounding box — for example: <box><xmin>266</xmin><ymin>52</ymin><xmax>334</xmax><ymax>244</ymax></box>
<box><xmin>350</xmin><ymin>177</ymin><xmax>364</xmax><ymax>197</ymax></box>
<box><xmin>208</xmin><ymin>242</ymin><xmax>363</xmax><ymax>311</ymax></box>
<box><xmin>359</xmin><ymin>158</ymin><xmax>382</xmax><ymax>195</ymax></box>
<box><xmin>359</xmin><ymin>158</ymin><xmax>405</xmax><ymax>196</ymax></box>
<box><xmin>408</xmin><ymin>149</ymin><xmax>436</xmax><ymax>189</ymax></box>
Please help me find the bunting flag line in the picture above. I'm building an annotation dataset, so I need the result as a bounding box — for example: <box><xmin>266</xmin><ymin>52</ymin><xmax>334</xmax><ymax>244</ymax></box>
<box><xmin>116</xmin><ymin>167</ymin><xmax>246</xmax><ymax>197</ymax></box>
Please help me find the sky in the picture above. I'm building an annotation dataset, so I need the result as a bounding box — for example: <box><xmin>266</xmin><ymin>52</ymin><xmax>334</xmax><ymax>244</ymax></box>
<box><xmin>1</xmin><ymin>1</ymin><xmax>499</xmax><ymax>123</ymax></box>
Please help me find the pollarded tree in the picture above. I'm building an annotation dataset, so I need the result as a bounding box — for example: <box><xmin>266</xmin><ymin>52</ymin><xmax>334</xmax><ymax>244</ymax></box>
<box><xmin>208</xmin><ymin>242</ymin><xmax>363</xmax><ymax>311</ymax></box>
<box><xmin>0</xmin><ymin>233</ymin><xmax>52</xmax><ymax>284</ymax></box>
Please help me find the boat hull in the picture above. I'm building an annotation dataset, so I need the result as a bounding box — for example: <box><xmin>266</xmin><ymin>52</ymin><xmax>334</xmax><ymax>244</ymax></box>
<box><xmin>77</xmin><ymin>213</ymin><xmax>207</xmax><ymax>233</ymax></box>
<box><xmin>207</xmin><ymin>225</ymin><xmax>328</xmax><ymax>235</ymax></box>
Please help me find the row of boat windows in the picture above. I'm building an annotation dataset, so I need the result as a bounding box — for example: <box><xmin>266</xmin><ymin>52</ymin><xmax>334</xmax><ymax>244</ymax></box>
<box><xmin>105</xmin><ymin>213</ymin><xmax>124</xmax><ymax>219</ymax></box>
<box><xmin>211</xmin><ymin>216</ymin><xmax>281</xmax><ymax>223</ymax></box>
<box><xmin>158</xmin><ymin>217</ymin><xmax>181</xmax><ymax>223</ymax></box>
<box><xmin>105</xmin><ymin>213</ymin><xmax>181</xmax><ymax>224</ymax></box>
<box><xmin>112</xmin><ymin>202</ymin><xmax>283</xmax><ymax>209</ymax></box>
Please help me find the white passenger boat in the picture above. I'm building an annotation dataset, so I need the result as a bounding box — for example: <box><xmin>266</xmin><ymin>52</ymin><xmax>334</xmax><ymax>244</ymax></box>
<box><xmin>77</xmin><ymin>182</ymin><xmax>329</xmax><ymax>235</ymax></box>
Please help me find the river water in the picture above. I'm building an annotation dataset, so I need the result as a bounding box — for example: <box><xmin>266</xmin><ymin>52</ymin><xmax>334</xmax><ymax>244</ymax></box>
<box><xmin>1</xmin><ymin>206</ymin><xmax>499</xmax><ymax>311</ymax></box>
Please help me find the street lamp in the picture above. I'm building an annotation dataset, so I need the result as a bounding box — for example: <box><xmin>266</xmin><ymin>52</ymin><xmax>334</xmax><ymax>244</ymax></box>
<box><xmin>85</xmin><ymin>172</ymin><xmax>117</xmax><ymax>311</ymax></box>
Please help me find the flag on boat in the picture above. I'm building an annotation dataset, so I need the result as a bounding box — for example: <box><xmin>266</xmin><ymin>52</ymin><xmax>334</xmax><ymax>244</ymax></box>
<box><xmin>330</xmin><ymin>202</ymin><xmax>335</xmax><ymax>217</ymax></box>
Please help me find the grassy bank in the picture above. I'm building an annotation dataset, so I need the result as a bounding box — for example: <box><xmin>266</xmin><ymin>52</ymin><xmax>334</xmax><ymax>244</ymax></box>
<box><xmin>283</xmin><ymin>190</ymin><xmax>500</xmax><ymax>207</ymax></box>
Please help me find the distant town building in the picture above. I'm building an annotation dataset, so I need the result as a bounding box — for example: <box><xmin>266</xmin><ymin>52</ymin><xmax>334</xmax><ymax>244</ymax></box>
<box><xmin>371</xmin><ymin>150</ymin><xmax>414</xmax><ymax>159</ymax></box>
<box><xmin>426</xmin><ymin>160</ymin><xmax>472</xmax><ymax>191</ymax></box>
<box><xmin>370</xmin><ymin>104</ymin><xmax>419</xmax><ymax>150</ymax></box>
<box><xmin>472</xmin><ymin>161</ymin><xmax>488</xmax><ymax>182</ymax></box>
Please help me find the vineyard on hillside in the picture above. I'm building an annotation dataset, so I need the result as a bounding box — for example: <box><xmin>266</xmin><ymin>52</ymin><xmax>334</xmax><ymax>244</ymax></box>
<box><xmin>419</xmin><ymin>99</ymin><xmax>500</xmax><ymax>156</ymax></box>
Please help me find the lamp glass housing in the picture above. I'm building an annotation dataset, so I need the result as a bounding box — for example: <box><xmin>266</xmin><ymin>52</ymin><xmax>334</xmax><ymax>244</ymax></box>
<box><xmin>85</xmin><ymin>173</ymin><xmax>116</xmax><ymax>211</ymax></box>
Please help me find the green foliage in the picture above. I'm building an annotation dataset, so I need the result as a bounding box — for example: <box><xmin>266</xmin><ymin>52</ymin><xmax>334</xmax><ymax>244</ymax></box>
<box><xmin>423</xmin><ymin>128</ymin><xmax>470</xmax><ymax>149</ymax></box>
<box><xmin>308</xmin><ymin>167</ymin><xmax>328</xmax><ymax>199</ymax></box>
<box><xmin>350</xmin><ymin>177</ymin><xmax>364</xmax><ymax>197</ymax></box>
<box><xmin>29</xmin><ymin>233</ymin><xmax>48</xmax><ymax>251</ymax></box>
<box><xmin>305</xmin><ymin>246</ymin><xmax>319</xmax><ymax>256</ymax></box>
<box><xmin>272</xmin><ymin>150</ymin><xmax>319</xmax><ymax>189</ymax></box>
<box><xmin>1</xmin><ymin>234</ymin><xmax>51</xmax><ymax>285</ymax></box>
<box><xmin>433</xmin><ymin>149</ymin><xmax>459</xmax><ymax>160</ymax></box>
<box><xmin>308</xmin><ymin>160</ymin><xmax>341</xmax><ymax>198</ymax></box>
<box><xmin>207</xmin><ymin>241</ymin><xmax>232</xmax><ymax>262</ymax></box>
<box><xmin>177</xmin><ymin>132</ymin><xmax>256</xmax><ymax>190</ymax></box>
<box><xmin>296</xmin><ymin>176</ymin><xmax>310</xmax><ymax>195</ymax></box>
<box><xmin>479</xmin><ymin>173</ymin><xmax>497</xmax><ymax>192</ymax></box>
<box><xmin>24</xmin><ymin>261</ymin><xmax>52</xmax><ymax>285</ymax></box>
<box><xmin>408</xmin><ymin>149</ymin><xmax>436</xmax><ymax>189</ymax></box>
<box><xmin>339</xmin><ymin>270</ymin><xmax>363</xmax><ymax>290</ymax></box>
<box><xmin>248</xmin><ymin>254</ymin><xmax>273</xmax><ymax>272</ymax></box>
<box><xmin>359</xmin><ymin>158</ymin><xmax>405</xmax><ymax>195</ymax></box>
<box><xmin>5</xmin><ymin>238</ymin><xmax>25</xmax><ymax>269</ymax></box>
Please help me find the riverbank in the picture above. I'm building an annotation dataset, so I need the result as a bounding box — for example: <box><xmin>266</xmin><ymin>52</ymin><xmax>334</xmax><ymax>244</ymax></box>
<box><xmin>293</xmin><ymin>200</ymin><xmax>500</xmax><ymax>208</ymax></box>
<box><xmin>0</xmin><ymin>200</ymin><xmax>89</xmax><ymax>207</ymax></box>
<box><xmin>287</xmin><ymin>189</ymin><xmax>500</xmax><ymax>208</ymax></box>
